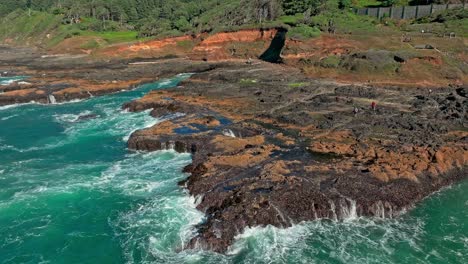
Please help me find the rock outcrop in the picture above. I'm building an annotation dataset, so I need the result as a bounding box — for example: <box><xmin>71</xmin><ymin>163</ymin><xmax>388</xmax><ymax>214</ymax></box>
<box><xmin>124</xmin><ymin>62</ymin><xmax>468</xmax><ymax>253</ymax></box>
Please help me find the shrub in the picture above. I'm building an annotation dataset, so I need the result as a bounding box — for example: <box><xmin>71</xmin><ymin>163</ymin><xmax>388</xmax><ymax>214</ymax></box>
<box><xmin>310</xmin><ymin>11</ymin><xmax>378</xmax><ymax>34</ymax></box>
<box><xmin>288</xmin><ymin>24</ymin><xmax>321</xmax><ymax>39</ymax></box>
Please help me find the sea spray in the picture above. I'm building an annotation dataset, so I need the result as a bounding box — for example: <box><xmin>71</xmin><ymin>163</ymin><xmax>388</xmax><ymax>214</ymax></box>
<box><xmin>340</xmin><ymin>198</ymin><xmax>358</xmax><ymax>221</ymax></box>
<box><xmin>48</xmin><ymin>94</ymin><xmax>57</xmax><ymax>104</ymax></box>
<box><xmin>165</xmin><ymin>141</ymin><xmax>176</xmax><ymax>150</ymax></box>
<box><xmin>329</xmin><ymin>200</ymin><xmax>338</xmax><ymax>221</ymax></box>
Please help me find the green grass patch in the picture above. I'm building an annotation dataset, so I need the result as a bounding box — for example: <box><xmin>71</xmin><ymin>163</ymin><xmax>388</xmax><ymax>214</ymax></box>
<box><xmin>353</xmin><ymin>0</ymin><xmax>384</xmax><ymax>8</ymax></box>
<box><xmin>289</xmin><ymin>25</ymin><xmax>321</xmax><ymax>39</ymax></box>
<box><xmin>79</xmin><ymin>31</ymin><xmax>139</xmax><ymax>44</ymax></box>
<box><xmin>279</xmin><ymin>14</ymin><xmax>304</xmax><ymax>26</ymax></box>
<box><xmin>310</xmin><ymin>11</ymin><xmax>379</xmax><ymax>34</ymax></box>
<box><xmin>239</xmin><ymin>78</ymin><xmax>258</xmax><ymax>85</ymax></box>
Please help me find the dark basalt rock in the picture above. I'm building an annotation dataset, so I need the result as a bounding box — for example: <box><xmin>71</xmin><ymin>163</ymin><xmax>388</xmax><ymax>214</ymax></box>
<box><xmin>259</xmin><ymin>28</ymin><xmax>288</xmax><ymax>63</ymax></box>
<box><xmin>123</xmin><ymin>62</ymin><xmax>468</xmax><ymax>253</ymax></box>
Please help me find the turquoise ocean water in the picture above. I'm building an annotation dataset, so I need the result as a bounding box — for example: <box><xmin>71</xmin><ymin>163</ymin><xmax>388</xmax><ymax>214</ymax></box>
<box><xmin>0</xmin><ymin>75</ymin><xmax>466</xmax><ymax>264</ymax></box>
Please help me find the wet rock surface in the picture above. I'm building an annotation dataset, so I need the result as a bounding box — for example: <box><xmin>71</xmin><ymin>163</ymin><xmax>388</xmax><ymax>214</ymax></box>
<box><xmin>125</xmin><ymin>62</ymin><xmax>468</xmax><ymax>252</ymax></box>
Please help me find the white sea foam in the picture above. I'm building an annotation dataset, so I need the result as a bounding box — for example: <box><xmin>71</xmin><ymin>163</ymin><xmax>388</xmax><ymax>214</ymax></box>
<box><xmin>58</xmin><ymin>107</ymin><xmax>155</xmax><ymax>146</ymax></box>
<box><xmin>121</xmin><ymin>110</ymin><xmax>160</xmax><ymax>141</ymax></box>
<box><xmin>224</xmin><ymin>216</ymin><xmax>427</xmax><ymax>264</ymax></box>
<box><xmin>99</xmin><ymin>149</ymin><xmax>203</xmax><ymax>263</ymax></box>
<box><xmin>130</xmin><ymin>194</ymin><xmax>205</xmax><ymax>262</ymax></box>
<box><xmin>0</xmin><ymin>143</ymin><xmax>18</xmax><ymax>151</ymax></box>
<box><xmin>98</xmin><ymin>150</ymin><xmax>191</xmax><ymax>194</ymax></box>
<box><xmin>54</xmin><ymin>110</ymin><xmax>93</xmax><ymax>123</ymax></box>
<box><xmin>157</xmin><ymin>80</ymin><xmax>174</xmax><ymax>87</ymax></box>
<box><xmin>222</xmin><ymin>129</ymin><xmax>236</xmax><ymax>138</ymax></box>
<box><xmin>339</xmin><ymin>197</ymin><xmax>358</xmax><ymax>221</ymax></box>
<box><xmin>1</xmin><ymin>114</ymin><xmax>18</xmax><ymax>121</ymax></box>
<box><xmin>0</xmin><ymin>102</ymin><xmax>34</xmax><ymax>110</ymax></box>
<box><xmin>13</xmin><ymin>186</ymin><xmax>49</xmax><ymax>199</ymax></box>
<box><xmin>51</xmin><ymin>98</ymin><xmax>84</xmax><ymax>105</ymax></box>
<box><xmin>0</xmin><ymin>77</ymin><xmax>24</xmax><ymax>86</ymax></box>
<box><xmin>0</xmin><ymin>141</ymin><xmax>65</xmax><ymax>153</ymax></box>
<box><xmin>0</xmin><ymin>98</ymin><xmax>85</xmax><ymax>112</ymax></box>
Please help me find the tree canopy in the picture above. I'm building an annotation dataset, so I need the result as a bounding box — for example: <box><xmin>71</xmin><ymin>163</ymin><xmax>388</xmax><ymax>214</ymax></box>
<box><xmin>0</xmin><ymin>0</ymin><xmax>457</xmax><ymax>37</ymax></box>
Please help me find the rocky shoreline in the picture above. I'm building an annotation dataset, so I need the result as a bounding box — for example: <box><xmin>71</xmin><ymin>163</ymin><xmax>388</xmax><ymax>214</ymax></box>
<box><xmin>124</xmin><ymin>61</ymin><xmax>467</xmax><ymax>252</ymax></box>
<box><xmin>1</xmin><ymin>45</ymin><xmax>466</xmax><ymax>253</ymax></box>
<box><xmin>0</xmin><ymin>46</ymin><xmax>220</xmax><ymax>105</ymax></box>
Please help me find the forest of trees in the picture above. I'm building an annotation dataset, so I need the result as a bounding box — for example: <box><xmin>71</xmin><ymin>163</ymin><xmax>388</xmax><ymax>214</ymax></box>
<box><xmin>0</xmin><ymin>0</ymin><xmax>461</xmax><ymax>37</ymax></box>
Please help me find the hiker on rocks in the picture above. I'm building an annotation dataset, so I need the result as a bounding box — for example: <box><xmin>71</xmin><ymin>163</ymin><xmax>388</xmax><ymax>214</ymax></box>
<box><xmin>353</xmin><ymin>106</ymin><xmax>359</xmax><ymax>116</ymax></box>
<box><xmin>371</xmin><ymin>101</ymin><xmax>377</xmax><ymax>112</ymax></box>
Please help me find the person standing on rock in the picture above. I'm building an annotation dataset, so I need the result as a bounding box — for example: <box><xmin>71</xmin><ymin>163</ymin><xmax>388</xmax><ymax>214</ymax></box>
<box><xmin>371</xmin><ymin>101</ymin><xmax>377</xmax><ymax>112</ymax></box>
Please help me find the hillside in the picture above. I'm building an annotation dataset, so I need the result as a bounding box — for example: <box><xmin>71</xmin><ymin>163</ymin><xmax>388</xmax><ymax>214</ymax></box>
<box><xmin>0</xmin><ymin>0</ymin><xmax>467</xmax><ymax>87</ymax></box>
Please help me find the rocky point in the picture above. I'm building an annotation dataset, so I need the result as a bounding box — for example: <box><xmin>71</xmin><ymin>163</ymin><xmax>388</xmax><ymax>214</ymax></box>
<box><xmin>124</xmin><ymin>61</ymin><xmax>467</xmax><ymax>252</ymax></box>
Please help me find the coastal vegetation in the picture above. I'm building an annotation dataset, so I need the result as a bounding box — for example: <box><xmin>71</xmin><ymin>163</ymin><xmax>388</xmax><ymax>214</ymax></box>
<box><xmin>1</xmin><ymin>0</ymin><xmax>466</xmax><ymax>46</ymax></box>
<box><xmin>1</xmin><ymin>0</ymin><xmax>465</xmax><ymax>87</ymax></box>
